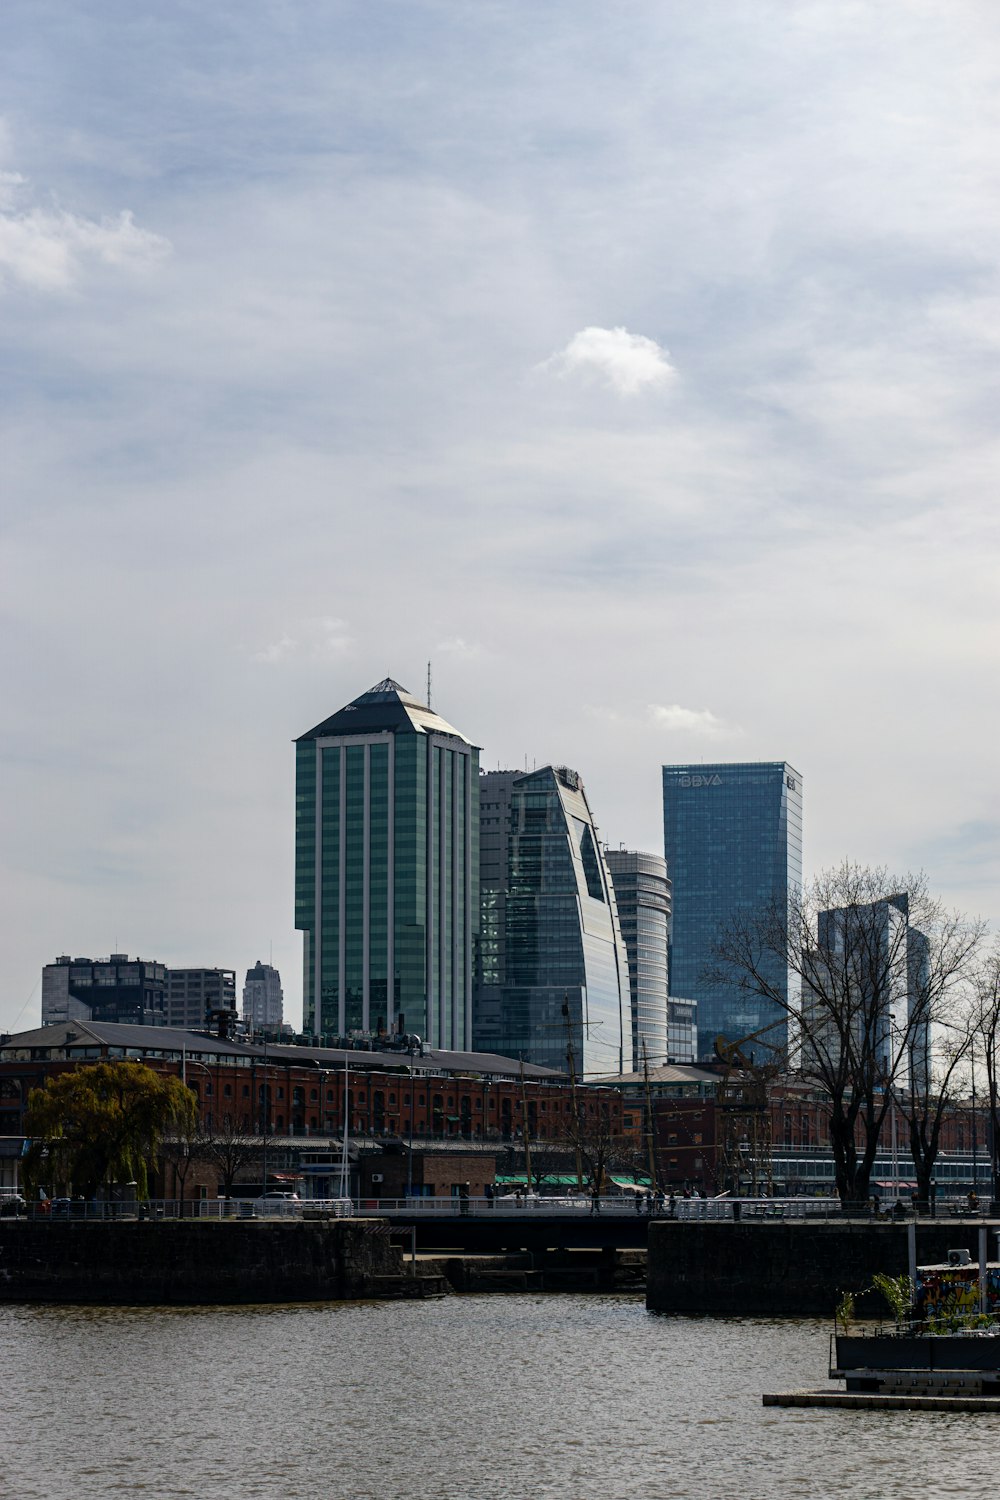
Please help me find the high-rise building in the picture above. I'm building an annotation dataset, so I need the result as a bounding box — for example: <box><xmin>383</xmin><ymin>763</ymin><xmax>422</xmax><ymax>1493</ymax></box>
<box><xmin>242</xmin><ymin>960</ymin><xmax>284</xmax><ymax>1032</ymax></box>
<box><xmin>295</xmin><ymin>678</ymin><xmax>480</xmax><ymax>1049</ymax></box>
<box><xmin>809</xmin><ymin>894</ymin><xmax>930</xmax><ymax>1090</ymax></box>
<box><xmin>41</xmin><ymin>954</ymin><xmax>167</xmax><ymax>1027</ymax></box>
<box><xmin>165</xmin><ymin>968</ymin><xmax>236</xmax><ymax>1030</ymax></box>
<box><xmin>662</xmin><ymin>761</ymin><xmax>803</xmax><ymax>1059</ymax></box>
<box><xmin>473</xmin><ymin>765</ymin><xmax>630</xmax><ymax>1075</ymax></box>
<box><xmin>604</xmin><ymin>849</ymin><xmax>671</xmax><ymax>1071</ymax></box>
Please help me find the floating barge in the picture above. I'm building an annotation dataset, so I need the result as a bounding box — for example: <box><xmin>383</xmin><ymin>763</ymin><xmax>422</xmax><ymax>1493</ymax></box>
<box><xmin>766</xmin><ymin>1232</ymin><xmax>1000</xmax><ymax>1411</ymax></box>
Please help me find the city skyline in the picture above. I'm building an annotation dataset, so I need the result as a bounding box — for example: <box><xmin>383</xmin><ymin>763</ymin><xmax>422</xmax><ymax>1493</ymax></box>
<box><xmin>4</xmin><ymin>6</ymin><xmax>1000</xmax><ymax>1035</ymax></box>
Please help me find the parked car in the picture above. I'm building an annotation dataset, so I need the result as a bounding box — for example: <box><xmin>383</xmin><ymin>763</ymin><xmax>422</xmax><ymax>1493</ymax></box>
<box><xmin>251</xmin><ymin>1191</ymin><xmax>301</xmax><ymax>1217</ymax></box>
<box><xmin>0</xmin><ymin>1193</ymin><xmax>26</xmax><ymax>1217</ymax></box>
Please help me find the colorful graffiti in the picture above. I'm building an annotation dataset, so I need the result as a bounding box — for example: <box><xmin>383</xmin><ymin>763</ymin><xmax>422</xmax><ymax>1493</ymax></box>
<box><xmin>916</xmin><ymin>1266</ymin><xmax>1000</xmax><ymax>1325</ymax></box>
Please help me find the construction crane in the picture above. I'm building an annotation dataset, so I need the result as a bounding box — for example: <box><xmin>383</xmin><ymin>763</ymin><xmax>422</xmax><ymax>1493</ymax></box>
<box><xmin>714</xmin><ymin>1021</ymin><xmax>785</xmax><ymax>1197</ymax></box>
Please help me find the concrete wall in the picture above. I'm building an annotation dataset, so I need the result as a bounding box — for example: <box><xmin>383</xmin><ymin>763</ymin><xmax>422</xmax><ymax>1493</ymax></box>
<box><xmin>646</xmin><ymin>1220</ymin><xmax>995</xmax><ymax>1316</ymax></box>
<box><xmin>0</xmin><ymin>1219</ymin><xmax>401</xmax><ymax>1304</ymax></box>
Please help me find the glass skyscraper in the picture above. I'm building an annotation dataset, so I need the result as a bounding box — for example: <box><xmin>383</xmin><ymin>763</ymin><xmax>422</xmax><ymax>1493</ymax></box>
<box><xmin>604</xmin><ymin>849</ymin><xmax>671</xmax><ymax>1072</ymax></box>
<box><xmin>473</xmin><ymin>765</ymin><xmax>630</xmax><ymax>1076</ymax></box>
<box><xmin>662</xmin><ymin>761</ymin><xmax>803</xmax><ymax>1060</ymax></box>
<box><xmin>295</xmin><ymin>678</ymin><xmax>479</xmax><ymax>1050</ymax></box>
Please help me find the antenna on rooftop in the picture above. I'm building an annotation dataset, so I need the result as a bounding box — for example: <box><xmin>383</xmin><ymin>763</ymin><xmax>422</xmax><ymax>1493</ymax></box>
<box><xmin>426</xmin><ymin>660</ymin><xmax>433</xmax><ymax>708</ymax></box>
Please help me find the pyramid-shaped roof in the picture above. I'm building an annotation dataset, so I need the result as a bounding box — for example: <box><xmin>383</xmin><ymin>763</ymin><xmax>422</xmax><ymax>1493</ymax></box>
<box><xmin>297</xmin><ymin>678</ymin><xmax>475</xmax><ymax>745</ymax></box>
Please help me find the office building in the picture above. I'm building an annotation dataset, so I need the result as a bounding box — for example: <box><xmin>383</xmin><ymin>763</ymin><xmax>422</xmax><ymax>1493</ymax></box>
<box><xmin>474</xmin><ymin>765</ymin><xmax>631</xmax><ymax>1076</ymax></box>
<box><xmin>242</xmin><ymin>960</ymin><xmax>284</xmax><ymax>1033</ymax></box>
<box><xmin>662</xmin><ymin>761</ymin><xmax>803</xmax><ymax>1059</ymax></box>
<box><xmin>604</xmin><ymin>849</ymin><xmax>672</xmax><ymax>1071</ymax></box>
<box><xmin>165</xmin><ymin>968</ymin><xmax>236</xmax><ymax>1029</ymax></box>
<box><xmin>809</xmin><ymin>893</ymin><xmax>930</xmax><ymax>1090</ymax></box>
<box><xmin>667</xmin><ymin>998</ymin><xmax>698</xmax><ymax>1064</ymax></box>
<box><xmin>41</xmin><ymin>954</ymin><xmax>167</xmax><ymax>1027</ymax></box>
<box><xmin>295</xmin><ymin>677</ymin><xmax>480</xmax><ymax>1050</ymax></box>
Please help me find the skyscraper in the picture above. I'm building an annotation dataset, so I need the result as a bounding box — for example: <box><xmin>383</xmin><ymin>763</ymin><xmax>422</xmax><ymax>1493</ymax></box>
<box><xmin>242</xmin><ymin>960</ymin><xmax>284</xmax><ymax>1033</ymax></box>
<box><xmin>295</xmin><ymin>678</ymin><xmax>479</xmax><ymax>1049</ymax></box>
<box><xmin>474</xmin><ymin>765</ymin><xmax>630</xmax><ymax>1075</ymax></box>
<box><xmin>604</xmin><ymin>849</ymin><xmax>671</xmax><ymax>1071</ymax></box>
<box><xmin>662</xmin><ymin>761</ymin><xmax>803</xmax><ymax>1059</ymax></box>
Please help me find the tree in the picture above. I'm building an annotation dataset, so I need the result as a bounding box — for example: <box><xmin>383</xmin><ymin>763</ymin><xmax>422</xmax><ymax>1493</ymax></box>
<box><xmin>972</xmin><ymin>942</ymin><xmax>1000</xmax><ymax>1205</ymax></box>
<box><xmin>714</xmin><ymin>865</ymin><xmax>984</xmax><ymax>1207</ymax></box>
<box><xmin>895</xmin><ymin>1025</ymin><xmax>974</xmax><ymax>1205</ymax></box>
<box><xmin>24</xmin><ymin>1061</ymin><xmax>197</xmax><ymax>1201</ymax></box>
<box><xmin>565</xmin><ymin>1098</ymin><xmax>619</xmax><ymax>1195</ymax></box>
<box><xmin>162</xmin><ymin>1103</ymin><xmax>205</xmax><ymax>1204</ymax></box>
<box><xmin>200</xmin><ymin>1113</ymin><xmax>259</xmax><ymax>1200</ymax></box>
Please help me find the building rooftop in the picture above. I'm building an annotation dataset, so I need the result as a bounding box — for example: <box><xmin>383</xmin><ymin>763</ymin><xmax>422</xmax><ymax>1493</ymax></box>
<box><xmin>0</xmin><ymin>1020</ymin><xmax>559</xmax><ymax>1081</ymax></box>
<box><xmin>296</xmin><ymin>678</ymin><xmax>476</xmax><ymax>746</ymax></box>
<box><xmin>586</xmin><ymin>1063</ymin><xmax>721</xmax><ymax>1090</ymax></box>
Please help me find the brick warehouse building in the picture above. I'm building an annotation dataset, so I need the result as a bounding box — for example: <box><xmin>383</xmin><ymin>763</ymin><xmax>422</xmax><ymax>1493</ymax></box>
<box><xmin>590</xmin><ymin>1063</ymin><xmax>990</xmax><ymax>1198</ymax></box>
<box><xmin>0</xmin><ymin>1020</ymin><xmax>624</xmax><ymax>1199</ymax></box>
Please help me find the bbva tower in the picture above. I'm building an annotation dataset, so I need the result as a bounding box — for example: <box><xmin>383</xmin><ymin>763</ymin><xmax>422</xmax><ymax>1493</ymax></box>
<box><xmin>295</xmin><ymin>679</ymin><xmax>480</xmax><ymax>1050</ymax></box>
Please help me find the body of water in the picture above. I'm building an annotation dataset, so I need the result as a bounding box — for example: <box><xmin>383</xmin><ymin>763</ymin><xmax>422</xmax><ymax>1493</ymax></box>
<box><xmin>4</xmin><ymin>1293</ymin><xmax>995</xmax><ymax>1499</ymax></box>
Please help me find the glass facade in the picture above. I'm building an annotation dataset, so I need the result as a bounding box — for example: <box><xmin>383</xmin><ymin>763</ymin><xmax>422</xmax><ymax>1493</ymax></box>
<box><xmin>473</xmin><ymin>765</ymin><xmax>630</xmax><ymax>1076</ymax></box>
<box><xmin>295</xmin><ymin>680</ymin><xmax>479</xmax><ymax>1049</ymax></box>
<box><xmin>662</xmin><ymin>761</ymin><xmax>803</xmax><ymax>1060</ymax></box>
<box><xmin>604</xmin><ymin>850</ymin><xmax>672</xmax><ymax>1071</ymax></box>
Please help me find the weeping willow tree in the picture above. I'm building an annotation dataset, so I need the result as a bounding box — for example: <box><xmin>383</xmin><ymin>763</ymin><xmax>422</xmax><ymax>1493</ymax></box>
<box><xmin>23</xmin><ymin>1061</ymin><xmax>197</xmax><ymax>1200</ymax></box>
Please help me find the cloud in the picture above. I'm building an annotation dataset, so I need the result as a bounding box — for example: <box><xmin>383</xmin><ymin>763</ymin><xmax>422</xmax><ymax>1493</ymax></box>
<box><xmin>0</xmin><ymin>169</ymin><xmax>170</xmax><ymax>292</ymax></box>
<box><xmin>435</xmin><ymin>636</ymin><xmax>483</xmax><ymax>659</ymax></box>
<box><xmin>646</xmin><ymin>704</ymin><xmax>742</xmax><ymax>739</ymax></box>
<box><xmin>540</xmin><ymin>326</ymin><xmax>675</xmax><ymax>396</ymax></box>
<box><xmin>253</xmin><ymin>617</ymin><xmax>352</xmax><ymax>664</ymax></box>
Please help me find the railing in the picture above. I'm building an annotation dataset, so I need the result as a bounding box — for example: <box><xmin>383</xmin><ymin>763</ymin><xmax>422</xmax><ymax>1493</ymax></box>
<box><xmin>671</xmin><ymin>1196</ymin><xmax>841</xmax><ymax>1221</ymax></box>
<box><xmin>19</xmin><ymin>1192</ymin><xmax>984</xmax><ymax>1224</ymax></box>
<box><xmin>17</xmin><ymin>1198</ymin><xmax>353</xmax><ymax>1222</ymax></box>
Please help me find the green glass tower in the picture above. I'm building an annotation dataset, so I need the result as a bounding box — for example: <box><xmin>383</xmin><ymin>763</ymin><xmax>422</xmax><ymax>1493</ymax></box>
<box><xmin>295</xmin><ymin>678</ymin><xmax>480</xmax><ymax>1049</ymax></box>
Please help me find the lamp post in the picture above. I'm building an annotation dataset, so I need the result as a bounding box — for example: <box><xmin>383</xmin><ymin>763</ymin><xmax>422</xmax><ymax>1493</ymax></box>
<box><xmin>406</xmin><ymin>1062</ymin><xmax>416</xmax><ymax>1200</ymax></box>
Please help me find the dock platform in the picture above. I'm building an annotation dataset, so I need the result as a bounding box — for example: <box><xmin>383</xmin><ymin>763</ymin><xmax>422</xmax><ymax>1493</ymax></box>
<box><xmin>763</xmin><ymin>1389</ymin><xmax>1000</xmax><ymax>1412</ymax></box>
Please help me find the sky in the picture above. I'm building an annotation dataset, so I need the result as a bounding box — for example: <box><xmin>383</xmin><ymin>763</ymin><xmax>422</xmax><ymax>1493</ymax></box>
<box><xmin>3</xmin><ymin>1</ymin><xmax>1000</xmax><ymax>1034</ymax></box>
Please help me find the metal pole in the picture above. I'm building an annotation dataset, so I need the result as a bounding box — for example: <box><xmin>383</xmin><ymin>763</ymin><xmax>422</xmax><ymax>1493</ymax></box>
<box><xmin>562</xmin><ymin>995</ymin><xmax>584</xmax><ymax>1191</ymax></box>
<box><xmin>406</xmin><ymin>1062</ymin><xmax>414</xmax><ymax>1199</ymax></box>
<box><xmin>907</xmin><ymin>1220</ymin><xmax>917</xmax><ymax>1290</ymax></box>
<box><xmin>972</xmin><ymin>1044</ymin><xmax>979</xmax><ymax>1194</ymax></box>
<box><xmin>642</xmin><ymin>1039</ymin><xmax>658</xmax><ymax>1195</ymax></box>
<box><xmin>519</xmin><ymin>1059</ymin><xmax>533</xmax><ymax>1191</ymax></box>
<box><xmin>339</xmin><ymin>1051</ymin><xmax>350</xmax><ymax>1201</ymax></box>
<box><xmin>261</xmin><ymin>1035</ymin><xmax>268</xmax><ymax>1195</ymax></box>
<box><xmin>980</xmin><ymin>1225</ymin><xmax>988</xmax><ymax>1315</ymax></box>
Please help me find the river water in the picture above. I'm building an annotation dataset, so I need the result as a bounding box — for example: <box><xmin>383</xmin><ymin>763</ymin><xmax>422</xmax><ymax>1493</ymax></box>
<box><xmin>4</xmin><ymin>1293</ymin><xmax>996</xmax><ymax>1500</ymax></box>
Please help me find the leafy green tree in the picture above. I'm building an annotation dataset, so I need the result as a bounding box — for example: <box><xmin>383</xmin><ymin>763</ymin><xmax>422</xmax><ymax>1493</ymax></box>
<box><xmin>24</xmin><ymin>1062</ymin><xmax>197</xmax><ymax>1200</ymax></box>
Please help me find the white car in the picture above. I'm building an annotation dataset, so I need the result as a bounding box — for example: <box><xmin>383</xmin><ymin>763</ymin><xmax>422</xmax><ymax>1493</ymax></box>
<box><xmin>252</xmin><ymin>1191</ymin><xmax>301</xmax><ymax>1217</ymax></box>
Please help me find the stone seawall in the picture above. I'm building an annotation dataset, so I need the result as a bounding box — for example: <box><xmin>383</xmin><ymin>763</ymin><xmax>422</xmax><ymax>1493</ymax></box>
<box><xmin>0</xmin><ymin>1219</ymin><xmax>403</xmax><ymax>1304</ymax></box>
<box><xmin>646</xmin><ymin>1220</ymin><xmax>996</xmax><ymax>1316</ymax></box>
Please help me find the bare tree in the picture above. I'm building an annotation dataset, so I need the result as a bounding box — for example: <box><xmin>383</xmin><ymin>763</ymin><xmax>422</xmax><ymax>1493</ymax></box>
<box><xmin>162</xmin><ymin>1103</ymin><xmax>205</xmax><ymax>1204</ymax></box>
<box><xmin>896</xmin><ymin>1026</ymin><xmax>974</xmax><ymax>1205</ymax></box>
<box><xmin>565</xmin><ymin>1099</ymin><xmax>619</xmax><ymax>1196</ymax></box>
<box><xmin>972</xmin><ymin>943</ymin><xmax>1000</xmax><ymax>1206</ymax></box>
<box><xmin>714</xmin><ymin>865</ymin><xmax>984</xmax><ymax>1206</ymax></box>
<box><xmin>200</xmin><ymin>1114</ymin><xmax>259</xmax><ymax>1200</ymax></box>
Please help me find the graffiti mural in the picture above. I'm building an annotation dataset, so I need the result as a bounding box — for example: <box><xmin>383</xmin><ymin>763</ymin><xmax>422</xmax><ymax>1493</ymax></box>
<box><xmin>916</xmin><ymin>1266</ymin><xmax>1000</xmax><ymax>1325</ymax></box>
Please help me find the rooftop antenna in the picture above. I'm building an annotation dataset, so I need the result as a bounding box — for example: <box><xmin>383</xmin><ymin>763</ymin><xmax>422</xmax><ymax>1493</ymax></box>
<box><xmin>426</xmin><ymin>660</ymin><xmax>433</xmax><ymax>708</ymax></box>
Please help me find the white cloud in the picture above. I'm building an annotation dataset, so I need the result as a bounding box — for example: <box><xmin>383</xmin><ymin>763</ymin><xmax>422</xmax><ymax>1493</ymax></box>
<box><xmin>540</xmin><ymin>325</ymin><xmax>675</xmax><ymax>396</ymax></box>
<box><xmin>0</xmin><ymin>170</ymin><xmax>170</xmax><ymax>292</ymax></box>
<box><xmin>435</xmin><ymin>636</ymin><xmax>483</xmax><ymax>659</ymax></box>
<box><xmin>253</xmin><ymin>617</ymin><xmax>352</xmax><ymax>664</ymax></box>
<box><xmin>647</xmin><ymin>704</ymin><xmax>742</xmax><ymax>739</ymax></box>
